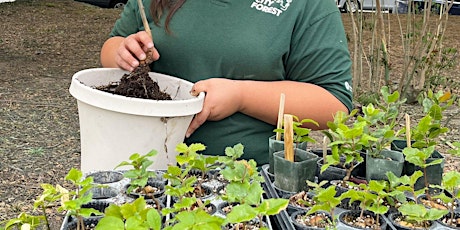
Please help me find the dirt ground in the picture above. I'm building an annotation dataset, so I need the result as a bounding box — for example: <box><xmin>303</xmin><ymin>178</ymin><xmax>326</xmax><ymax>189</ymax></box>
<box><xmin>0</xmin><ymin>0</ymin><xmax>459</xmax><ymax>228</ymax></box>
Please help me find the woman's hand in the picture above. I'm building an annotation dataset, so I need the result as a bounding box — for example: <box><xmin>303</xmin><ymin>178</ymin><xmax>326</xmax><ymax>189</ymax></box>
<box><xmin>186</xmin><ymin>78</ymin><xmax>243</xmax><ymax>138</ymax></box>
<box><xmin>114</xmin><ymin>31</ymin><xmax>160</xmax><ymax>71</ymax></box>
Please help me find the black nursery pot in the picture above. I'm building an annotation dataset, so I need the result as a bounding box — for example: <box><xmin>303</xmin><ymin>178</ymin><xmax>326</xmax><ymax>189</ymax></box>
<box><xmin>365</xmin><ymin>149</ymin><xmax>404</xmax><ymax>181</ymax></box>
<box><xmin>86</xmin><ymin>170</ymin><xmax>124</xmax><ymax>184</ymax></box>
<box><xmin>291</xmin><ymin>208</ymin><xmax>334</xmax><ymax>230</ymax></box>
<box><xmin>388</xmin><ymin>212</ymin><xmax>434</xmax><ymax>230</ymax></box>
<box><xmin>316</xmin><ymin>158</ymin><xmax>365</xmax><ymax>183</ymax></box>
<box><xmin>63</xmin><ymin>200</ymin><xmax>110</xmax><ymax>230</ymax></box>
<box><xmin>338</xmin><ymin>209</ymin><xmax>387</xmax><ymax>230</ymax></box>
<box><xmin>273</xmin><ymin>149</ymin><xmax>318</xmax><ymax>193</ymax></box>
<box><xmin>126</xmin><ymin>179</ymin><xmax>165</xmax><ymax>200</ymax></box>
<box><xmin>437</xmin><ymin>211</ymin><xmax>460</xmax><ymax>229</ymax></box>
<box><xmin>268</xmin><ymin>135</ymin><xmax>308</xmax><ymax>174</ymax></box>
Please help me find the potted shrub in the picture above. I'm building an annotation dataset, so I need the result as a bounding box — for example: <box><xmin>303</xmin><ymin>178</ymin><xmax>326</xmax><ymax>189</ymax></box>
<box><xmin>360</xmin><ymin>86</ymin><xmax>406</xmax><ymax>181</ymax></box>
<box><xmin>290</xmin><ymin>182</ymin><xmax>342</xmax><ymax>229</ymax></box>
<box><xmin>268</xmin><ymin>112</ymin><xmax>318</xmax><ymax>177</ymax></box>
<box><xmin>427</xmin><ymin>171</ymin><xmax>460</xmax><ymax>229</ymax></box>
<box><xmin>392</xmin><ymin>89</ymin><xmax>454</xmax><ymax>190</ymax></box>
<box><xmin>219</xmin><ymin>147</ymin><xmax>289</xmax><ymax>229</ymax></box>
<box><xmin>386</xmin><ymin>170</ymin><xmax>449</xmax><ymax>229</ymax></box>
<box><xmin>273</xmin><ymin>114</ymin><xmax>319</xmax><ymax>192</ymax></box>
<box><xmin>321</xmin><ymin>109</ymin><xmax>370</xmax><ymax>187</ymax></box>
<box><xmin>338</xmin><ymin>180</ymin><xmax>391</xmax><ymax>229</ymax></box>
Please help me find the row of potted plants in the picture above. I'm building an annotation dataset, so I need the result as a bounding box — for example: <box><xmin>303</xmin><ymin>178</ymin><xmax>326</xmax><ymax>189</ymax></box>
<box><xmin>1</xmin><ymin>142</ymin><xmax>290</xmax><ymax>230</ymax></box>
<box><xmin>263</xmin><ymin>86</ymin><xmax>459</xmax><ymax>229</ymax></box>
<box><xmin>1</xmin><ymin>85</ymin><xmax>458</xmax><ymax>229</ymax></box>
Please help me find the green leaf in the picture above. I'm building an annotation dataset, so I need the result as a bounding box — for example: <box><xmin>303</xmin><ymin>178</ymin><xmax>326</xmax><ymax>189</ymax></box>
<box><xmin>225</xmin><ymin>204</ymin><xmax>257</xmax><ymax>224</ymax></box>
<box><xmin>256</xmin><ymin>199</ymin><xmax>288</xmax><ymax>215</ymax></box>
<box><xmin>147</xmin><ymin>209</ymin><xmax>162</xmax><ymax>230</ymax></box>
<box><xmin>95</xmin><ymin>216</ymin><xmax>125</xmax><ymax>230</ymax></box>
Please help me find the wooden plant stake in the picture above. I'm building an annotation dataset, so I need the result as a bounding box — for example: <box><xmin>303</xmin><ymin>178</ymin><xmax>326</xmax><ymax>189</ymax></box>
<box><xmin>405</xmin><ymin>113</ymin><xmax>411</xmax><ymax>148</ymax></box>
<box><xmin>284</xmin><ymin>114</ymin><xmax>294</xmax><ymax>162</ymax></box>
<box><xmin>276</xmin><ymin>93</ymin><xmax>285</xmax><ymax>141</ymax></box>
<box><xmin>137</xmin><ymin>0</ymin><xmax>152</xmax><ymax>39</ymax></box>
<box><xmin>322</xmin><ymin>136</ymin><xmax>328</xmax><ymax>164</ymax></box>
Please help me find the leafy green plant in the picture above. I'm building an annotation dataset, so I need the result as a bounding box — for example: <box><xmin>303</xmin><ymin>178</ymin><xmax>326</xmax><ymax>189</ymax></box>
<box><xmin>115</xmin><ymin>150</ymin><xmax>158</xmax><ymax>194</ymax></box>
<box><xmin>321</xmin><ymin>109</ymin><xmax>375</xmax><ymax>181</ymax></box>
<box><xmin>304</xmin><ymin>181</ymin><xmax>342</xmax><ymax>228</ymax></box>
<box><xmin>61</xmin><ymin>168</ymin><xmax>103</xmax><ymax>230</ymax></box>
<box><xmin>1</xmin><ymin>168</ymin><xmax>100</xmax><ymax>230</ymax></box>
<box><xmin>359</xmin><ymin>86</ymin><xmax>406</xmax><ymax>158</ymax></box>
<box><xmin>341</xmin><ymin>180</ymin><xmax>390</xmax><ymax>228</ymax></box>
<box><xmin>273</xmin><ymin>115</ymin><xmax>319</xmax><ymax>146</ymax></box>
<box><xmin>220</xmin><ymin>144</ymin><xmax>288</xmax><ymax>229</ymax></box>
<box><xmin>386</xmin><ymin>170</ymin><xmax>448</xmax><ymax>228</ymax></box>
<box><xmin>430</xmin><ymin>171</ymin><xmax>460</xmax><ymax>223</ymax></box>
<box><xmin>411</xmin><ymin>90</ymin><xmax>453</xmax><ymax>149</ymax></box>
<box><xmin>95</xmin><ymin>197</ymin><xmax>162</xmax><ymax>230</ymax></box>
<box><xmin>1</xmin><ymin>212</ymin><xmax>45</xmax><ymax>230</ymax></box>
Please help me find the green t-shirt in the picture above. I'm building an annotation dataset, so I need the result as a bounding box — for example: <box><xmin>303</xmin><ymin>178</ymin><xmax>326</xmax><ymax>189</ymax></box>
<box><xmin>109</xmin><ymin>0</ymin><xmax>353</xmax><ymax>164</ymax></box>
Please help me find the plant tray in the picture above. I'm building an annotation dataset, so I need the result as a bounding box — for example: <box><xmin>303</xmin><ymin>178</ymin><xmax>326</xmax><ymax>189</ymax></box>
<box><xmin>261</xmin><ymin>164</ymin><xmax>399</xmax><ymax>230</ymax></box>
<box><xmin>60</xmin><ymin>169</ymin><xmax>274</xmax><ymax>230</ymax></box>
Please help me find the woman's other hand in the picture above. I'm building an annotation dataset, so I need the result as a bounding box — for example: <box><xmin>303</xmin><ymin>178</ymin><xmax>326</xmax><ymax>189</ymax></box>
<box><xmin>186</xmin><ymin>78</ymin><xmax>243</xmax><ymax>138</ymax></box>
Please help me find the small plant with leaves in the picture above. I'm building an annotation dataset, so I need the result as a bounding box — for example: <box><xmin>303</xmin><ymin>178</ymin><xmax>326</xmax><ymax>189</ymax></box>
<box><xmin>359</xmin><ymin>86</ymin><xmax>406</xmax><ymax>158</ymax></box>
<box><xmin>1</xmin><ymin>212</ymin><xmax>46</xmax><ymax>230</ymax></box>
<box><xmin>321</xmin><ymin>109</ymin><xmax>375</xmax><ymax>181</ymax></box>
<box><xmin>162</xmin><ymin>143</ymin><xmax>215</xmax><ymax>226</ymax></box>
<box><xmin>387</xmin><ymin>170</ymin><xmax>449</xmax><ymax>229</ymax></box>
<box><xmin>176</xmin><ymin>142</ymin><xmax>219</xmax><ymax>184</ymax></box>
<box><xmin>115</xmin><ymin>150</ymin><xmax>159</xmax><ymax>195</ymax></box>
<box><xmin>273</xmin><ymin>115</ymin><xmax>319</xmax><ymax>146</ymax></box>
<box><xmin>403</xmin><ymin>145</ymin><xmax>444</xmax><ymax>199</ymax></box>
<box><xmin>411</xmin><ymin>90</ymin><xmax>453</xmax><ymax>149</ymax></box>
<box><xmin>429</xmin><ymin>171</ymin><xmax>460</xmax><ymax>226</ymax></box>
<box><xmin>220</xmin><ymin>144</ymin><xmax>289</xmax><ymax>229</ymax></box>
<box><xmin>95</xmin><ymin>197</ymin><xmax>162</xmax><ymax>230</ymax></box>
<box><xmin>340</xmin><ymin>180</ymin><xmax>391</xmax><ymax>229</ymax></box>
<box><xmin>60</xmin><ymin>168</ymin><xmax>103</xmax><ymax>230</ymax></box>
<box><xmin>301</xmin><ymin>181</ymin><xmax>342</xmax><ymax>228</ymax></box>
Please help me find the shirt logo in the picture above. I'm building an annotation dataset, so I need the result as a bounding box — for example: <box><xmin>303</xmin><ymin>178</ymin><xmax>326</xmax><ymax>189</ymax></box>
<box><xmin>250</xmin><ymin>0</ymin><xmax>292</xmax><ymax>16</ymax></box>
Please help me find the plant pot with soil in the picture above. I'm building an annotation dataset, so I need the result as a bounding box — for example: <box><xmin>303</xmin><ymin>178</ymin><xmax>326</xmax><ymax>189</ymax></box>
<box><xmin>69</xmin><ymin>68</ymin><xmax>204</xmax><ymax>173</ymax></box>
<box><xmin>290</xmin><ymin>208</ymin><xmax>334</xmax><ymax>230</ymax></box>
<box><xmin>358</xmin><ymin>87</ymin><xmax>406</xmax><ymax>182</ymax></box>
<box><xmin>273</xmin><ymin>114</ymin><xmax>319</xmax><ymax>193</ymax></box>
<box><xmin>268</xmin><ymin>94</ymin><xmax>317</xmax><ymax>178</ymax></box>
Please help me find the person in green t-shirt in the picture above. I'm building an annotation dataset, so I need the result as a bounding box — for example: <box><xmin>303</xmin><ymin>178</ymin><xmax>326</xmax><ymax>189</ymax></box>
<box><xmin>100</xmin><ymin>0</ymin><xmax>353</xmax><ymax>165</ymax></box>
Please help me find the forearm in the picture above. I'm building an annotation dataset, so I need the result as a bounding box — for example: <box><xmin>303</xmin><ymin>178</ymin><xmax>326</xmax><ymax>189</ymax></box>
<box><xmin>238</xmin><ymin>80</ymin><xmax>348</xmax><ymax>130</ymax></box>
<box><xmin>100</xmin><ymin>36</ymin><xmax>125</xmax><ymax>68</ymax></box>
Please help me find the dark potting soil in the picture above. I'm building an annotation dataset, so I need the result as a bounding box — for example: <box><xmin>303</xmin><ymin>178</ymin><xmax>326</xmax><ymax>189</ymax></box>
<box><xmin>97</xmin><ymin>53</ymin><xmax>172</xmax><ymax>100</ymax></box>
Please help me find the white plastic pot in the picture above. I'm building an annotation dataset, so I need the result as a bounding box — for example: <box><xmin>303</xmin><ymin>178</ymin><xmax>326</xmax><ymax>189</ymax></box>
<box><xmin>69</xmin><ymin>68</ymin><xmax>204</xmax><ymax>173</ymax></box>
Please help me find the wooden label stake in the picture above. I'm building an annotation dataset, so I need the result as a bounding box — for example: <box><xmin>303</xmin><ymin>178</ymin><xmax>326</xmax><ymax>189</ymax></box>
<box><xmin>276</xmin><ymin>93</ymin><xmax>285</xmax><ymax>141</ymax></box>
<box><xmin>284</xmin><ymin>114</ymin><xmax>294</xmax><ymax>162</ymax></box>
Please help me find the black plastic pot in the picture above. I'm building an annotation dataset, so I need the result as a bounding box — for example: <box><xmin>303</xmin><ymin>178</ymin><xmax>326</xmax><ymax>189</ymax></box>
<box><xmin>317</xmin><ymin>158</ymin><xmax>365</xmax><ymax>184</ymax></box>
<box><xmin>268</xmin><ymin>135</ymin><xmax>308</xmax><ymax>174</ymax></box>
<box><xmin>273</xmin><ymin>149</ymin><xmax>318</xmax><ymax>193</ymax></box>
<box><xmin>437</xmin><ymin>211</ymin><xmax>460</xmax><ymax>229</ymax></box>
<box><xmin>126</xmin><ymin>179</ymin><xmax>165</xmax><ymax>200</ymax></box>
<box><xmin>62</xmin><ymin>201</ymin><xmax>110</xmax><ymax>230</ymax></box>
<box><xmin>338</xmin><ymin>209</ymin><xmax>387</xmax><ymax>230</ymax></box>
<box><xmin>87</xmin><ymin>170</ymin><xmax>124</xmax><ymax>184</ymax></box>
<box><xmin>387</xmin><ymin>212</ymin><xmax>434</xmax><ymax>230</ymax></box>
<box><xmin>290</xmin><ymin>208</ymin><xmax>334</xmax><ymax>230</ymax></box>
<box><xmin>365</xmin><ymin>149</ymin><xmax>404</xmax><ymax>181</ymax></box>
